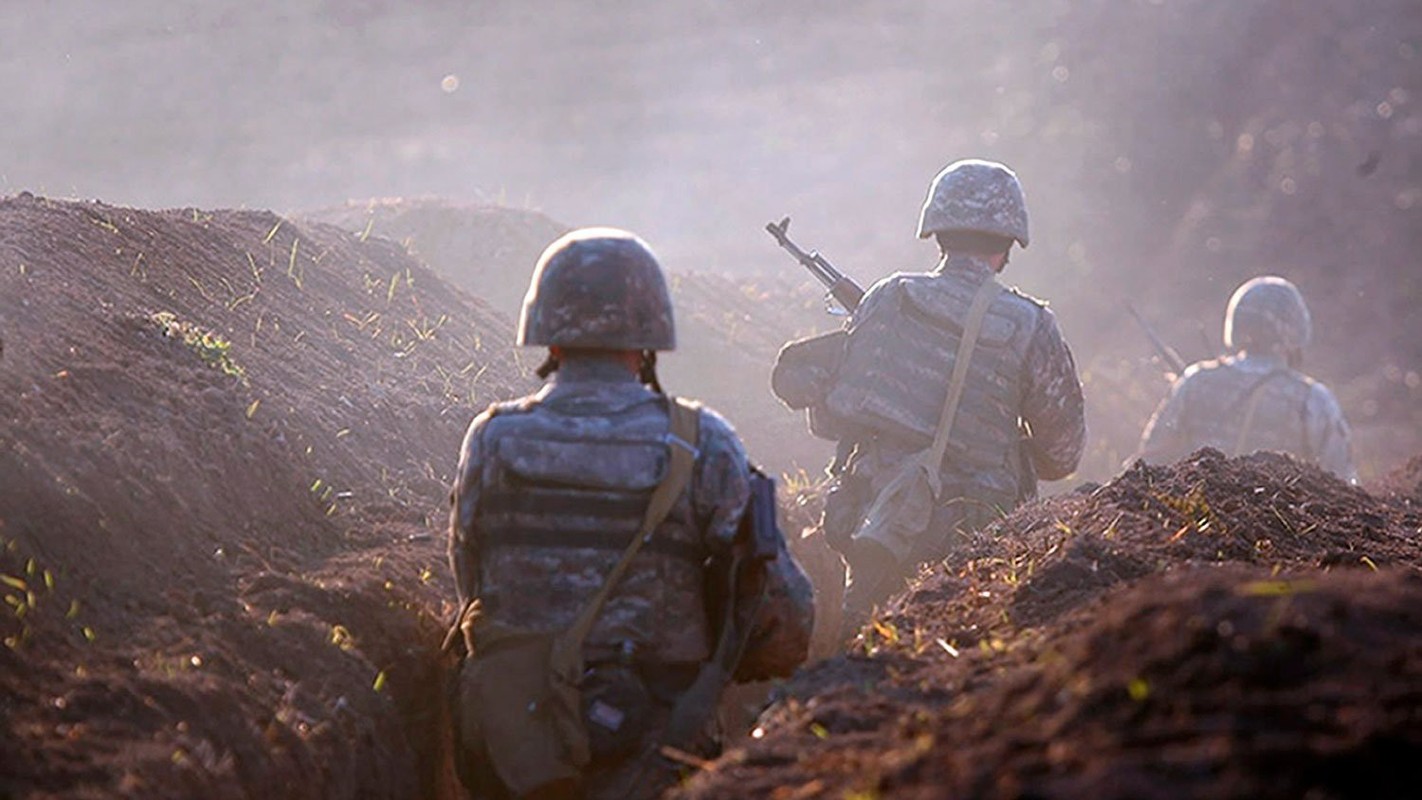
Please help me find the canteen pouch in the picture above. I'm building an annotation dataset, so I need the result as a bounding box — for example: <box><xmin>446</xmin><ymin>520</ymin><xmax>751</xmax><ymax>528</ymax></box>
<box><xmin>457</xmin><ymin>619</ymin><xmax>588</xmax><ymax>799</ymax></box>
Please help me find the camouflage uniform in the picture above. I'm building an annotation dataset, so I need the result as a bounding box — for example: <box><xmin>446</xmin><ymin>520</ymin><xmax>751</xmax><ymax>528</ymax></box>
<box><xmin>774</xmin><ymin>160</ymin><xmax>1085</xmax><ymax>634</ymax></box>
<box><xmin>1137</xmin><ymin>276</ymin><xmax>1357</xmax><ymax>482</ymax></box>
<box><xmin>451</xmin><ymin>228</ymin><xmax>813</xmax><ymax>800</ymax></box>
<box><xmin>822</xmin><ymin>255</ymin><xmax>1085</xmax><ymax>621</ymax></box>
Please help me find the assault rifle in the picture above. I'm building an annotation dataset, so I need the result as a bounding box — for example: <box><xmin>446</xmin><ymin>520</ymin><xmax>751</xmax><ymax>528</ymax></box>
<box><xmin>1126</xmin><ymin>303</ymin><xmax>1187</xmax><ymax>376</ymax></box>
<box><xmin>765</xmin><ymin>217</ymin><xmax>865</xmax><ymax>313</ymax></box>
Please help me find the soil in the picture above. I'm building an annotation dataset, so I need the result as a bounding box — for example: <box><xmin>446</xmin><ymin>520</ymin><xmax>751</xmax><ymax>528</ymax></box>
<box><xmin>674</xmin><ymin>450</ymin><xmax>1422</xmax><ymax>800</ymax></box>
<box><xmin>3</xmin><ymin>191</ymin><xmax>1420</xmax><ymax>799</ymax></box>
<box><xmin>0</xmin><ymin>193</ymin><xmax>531</xmax><ymax>799</ymax></box>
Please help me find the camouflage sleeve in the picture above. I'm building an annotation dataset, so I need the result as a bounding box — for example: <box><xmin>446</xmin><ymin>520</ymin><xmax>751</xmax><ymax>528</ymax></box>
<box><xmin>770</xmin><ymin>329</ymin><xmax>847</xmax><ymax>411</ymax></box>
<box><xmin>1136</xmin><ymin>367</ymin><xmax>1198</xmax><ymax>467</ymax></box>
<box><xmin>695</xmin><ymin>407</ymin><xmax>813</xmax><ymax>681</ymax></box>
<box><xmin>691</xmin><ymin>406</ymin><xmax>752</xmax><ymax>550</ymax></box>
<box><xmin>734</xmin><ymin>526</ymin><xmax>815</xmax><ymax>682</ymax></box>
<box><xmin>1304</xmin><ymin>382</ymin><xmax>1359</xmax><ymax>484</ymax></box>
<box><xmin>448</xmin><ymin>408</ymin><xmax>495</xmax><ymax>607</ymax></box>
<box><xmin>1020</xmin><ymin>307</ymin><xmax>1086</xmax><ymax>480</ymax></box>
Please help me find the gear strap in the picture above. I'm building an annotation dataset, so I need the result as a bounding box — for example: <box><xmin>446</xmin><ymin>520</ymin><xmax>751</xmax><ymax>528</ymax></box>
<box><xmin>922</xmin><ymin>277</ymin><xmax>1003</xmax><ymax>496</ymax></box>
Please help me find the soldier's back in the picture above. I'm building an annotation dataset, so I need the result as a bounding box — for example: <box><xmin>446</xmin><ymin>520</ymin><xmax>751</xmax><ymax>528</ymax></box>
<box><xmin>1169</xmin><ymin>355</ymin><xmax>1326</xmax><ymax>461</ymax></box>
<box><xmin>474</xmin><ymin>370</ymin><xmax>733</xmax><ymax>666</ymax></box>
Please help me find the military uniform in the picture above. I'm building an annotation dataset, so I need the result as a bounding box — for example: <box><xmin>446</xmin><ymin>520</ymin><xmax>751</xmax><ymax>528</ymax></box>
<box><xmin>819</xmin><ymin>255</ymin><xmax>1084</xmax><ymax>624</ymax></box>
<box><xmin>450</xmin><ymin>228</ymin><xmax>813</xmax><ymax>800</ymax></box>
<box><xmin>1137</xmin><ymin>276</ymin><xmax>1357</xmax><ymax>482</ymax></box>
<box><xmin>773</xmin><ymin>159</ymin><xmax>1086</xmax><ymax>634</ymax></box>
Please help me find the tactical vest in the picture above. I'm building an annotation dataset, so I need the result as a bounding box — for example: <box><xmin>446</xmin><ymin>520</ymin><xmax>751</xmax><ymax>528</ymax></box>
<box><xmin>474</xmin><ymin>396</ymin><xmax>714</xmax><ymax>665</ymax></box>
<box><xmin>825</xmin><ymin>264</ymin><xmax>1042</xmax><ymax>500</ymax></box>
<box><xmin>1176</xmin><ymin>358</ymin><xmax>1318</xmax><ymax>460</ymax></box>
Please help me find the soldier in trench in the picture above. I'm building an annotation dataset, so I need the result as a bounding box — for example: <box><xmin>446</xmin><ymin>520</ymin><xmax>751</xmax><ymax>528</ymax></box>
<box><xmin>772</xmin><ymin>159</ymin><xmax>1087</xmax><ymax>640</ymax></box>
<box><xmin>1136</xmin><ymin>275</ymin><xmax>1358</xmax><ymax>483</ymax></box>
<box><xmin>447</xmin><ymin>227</ymin><xmax>813</xmax><ymax>799</ymax></box>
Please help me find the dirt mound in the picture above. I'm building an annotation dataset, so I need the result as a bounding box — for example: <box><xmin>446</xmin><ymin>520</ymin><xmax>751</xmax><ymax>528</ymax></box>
<box><xmin>674</xmin><ymin>449</ymin><xmax>1422</xmax><ymax>799</ymax></box>
<box><xmin>300</xmin><ymin>197</ymin><xmax>568</xmax><ymax>317</ymax></box>
<box><xmin>0</xmin><ymin>193</ymin><xmax>529</xmax><ymax>798</ymax></box>
<box><xmin>302</xmin><ymin>197</ymin><xmax>837</xmax><ymax>479</ymax></box>
<box><xmin>1374</xmin><ymin>455</ymin><xmax>1422</xmax><ymax>505</ymax></box>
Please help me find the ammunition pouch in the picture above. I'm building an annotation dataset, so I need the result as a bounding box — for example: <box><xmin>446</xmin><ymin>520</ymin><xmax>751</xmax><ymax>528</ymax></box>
<box><xmin>581</xmin><ymin>662</ymin><xmax>655</xmax><ymax>764</ymax></box>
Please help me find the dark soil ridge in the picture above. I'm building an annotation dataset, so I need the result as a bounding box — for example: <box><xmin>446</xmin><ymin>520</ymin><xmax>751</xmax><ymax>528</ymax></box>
<box><xmin>675</xmin><ymin>449</ymin><xmax>1422</xmax><ymax>799</ymax></box>
<box><xmin>0</xmin><ymin>193</ymin><xmax>537</xmax><ymax>799</ymax></box>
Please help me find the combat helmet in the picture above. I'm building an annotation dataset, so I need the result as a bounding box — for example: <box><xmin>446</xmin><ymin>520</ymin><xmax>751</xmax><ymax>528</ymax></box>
<box><xmin>916</xmin><ymin>158</ymin><xmax>1030</xmax><ymax>247</ymax></box>
<box><xmin>1224</xmin><ymin>276</ymin><xmax>1311</xmax><ymax>356</ymax></box>
<box><xmin>518</xmin><ymin>227</ymin><xmax>676</xmax><ymax>351</ymax></box>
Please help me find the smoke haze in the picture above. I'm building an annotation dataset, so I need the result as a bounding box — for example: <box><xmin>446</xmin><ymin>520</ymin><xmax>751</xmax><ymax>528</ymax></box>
<box><xmin>3</xmin><ymin>0</ymin><xmax>1419</xmax><ymax>479</ymax></box>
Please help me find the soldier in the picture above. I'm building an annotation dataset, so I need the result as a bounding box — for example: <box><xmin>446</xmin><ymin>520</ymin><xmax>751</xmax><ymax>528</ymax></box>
<box><xmin>772</xmin><ymin>159</ymin><xmax>1086</xmax><ymax>638</ymax></box>
<box><xmin>1136</xmin><ymin>275</ymin><xmax>1358</xmax><ymax>482</ymax></box>
<box><xmin>448</xmin><ymin>228</ymin><xmax>813</xmax><ymax>800</ymax></box>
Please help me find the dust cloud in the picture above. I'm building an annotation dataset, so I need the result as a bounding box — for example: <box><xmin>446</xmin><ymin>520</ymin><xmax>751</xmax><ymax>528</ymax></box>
<box><xmin>1</xmin><ymin>0</ymin><xmax>1418</xmax><ymax>480</ymax></box>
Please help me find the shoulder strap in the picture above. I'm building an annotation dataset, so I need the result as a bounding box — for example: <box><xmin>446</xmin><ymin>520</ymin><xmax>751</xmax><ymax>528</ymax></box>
<box><xmin>553</xmin><ymin>396</ymin><xmax>701</xmax><ymax>662</ymax></box>
<box><xmin>923</xmin><ymin>276</ymin><xmax>1002</xmax><ymax>495</ymax></box>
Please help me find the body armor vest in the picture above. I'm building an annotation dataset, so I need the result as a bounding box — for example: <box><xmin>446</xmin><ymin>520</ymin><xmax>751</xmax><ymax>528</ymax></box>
<box><xmin>826</xmin><ymin>262</ymin><xmax>1043</xmax><ymax>502</ymax></box>
<box><xmin>1175</xmin><ymin>358</ymin><xmax>1317</xmax><ymax>460</ymax></box>
<box><xmin>475</xmin><ymin>395</ymin><xmax>714</xmax><ymax>665</ymax></box>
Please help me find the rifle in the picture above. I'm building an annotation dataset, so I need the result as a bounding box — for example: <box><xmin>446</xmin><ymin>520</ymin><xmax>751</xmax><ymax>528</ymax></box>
<box><xmin>1125</xmin><ymin>303</ymin><xmax>1187</xmax><ymax>376</ymax></box>
<box><xmin>765</xmin><ymin>217</ymin><xmax>865</xmax><ymax>313</ymax></box>
<box><xmin>662</xmin><ymin>466</ymin><xmax>779</xmax><ymax>750</ymax></box>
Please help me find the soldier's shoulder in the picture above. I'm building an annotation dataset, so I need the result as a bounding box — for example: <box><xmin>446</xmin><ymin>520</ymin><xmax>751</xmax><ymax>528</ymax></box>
<box><xmin>691</xmin><ymin>401</ymin><xmax>742</xmax><ymax>442</ymax></box>
<box><xmin>472</xmin><ymin>396</ymin><xmax>540</xmax><ymax>436</ymax></box>
<box><xmin>1183</xmin><ymin>356</ymin><xmax>1231</xmax><ymax>379</ymax></box>
<box><xmin>865</xmin><ymin>268</ymin><xmax>934</xmax><ymax>297</ymax></box>
<box><xmin>1302</xmin><ymin>375</ymin><xmax>1344</xmax><ymax>412</ymax></box>
<box><xmin>1003</xmin><ymin>283</ymin><xmax>1049</xmax><ymax>309</ymax></box>
<box><xmin>680</xmin><ymin>400</ymin><xmax>749</xmax><ymax>459</ymax></box>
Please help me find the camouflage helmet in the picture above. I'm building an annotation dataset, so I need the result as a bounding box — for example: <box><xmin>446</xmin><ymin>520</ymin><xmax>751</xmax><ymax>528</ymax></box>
<box><xmin>916</xmin><ymin>158</ymin><xmax>1030</xmax><ymax>247</ymax></box>
<box><xmin>517</xmin><ymin>227</ymin><xmax>676</xmax><ymax>351</ymax></box>
<box><xmin>1224</xmin><ymin>275</ymin><xmax>1312</xmax><ymax>355</ymax></box>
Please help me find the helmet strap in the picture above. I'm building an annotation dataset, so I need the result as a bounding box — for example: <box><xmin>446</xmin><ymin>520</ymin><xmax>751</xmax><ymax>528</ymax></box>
<box><xmin>638</xmin><ymin>350</ymin><xmax>664</xmax><ymax>395</ymax></box>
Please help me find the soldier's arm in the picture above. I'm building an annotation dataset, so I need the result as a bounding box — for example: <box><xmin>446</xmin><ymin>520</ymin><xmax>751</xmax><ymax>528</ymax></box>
<box><xmin>693</xmin><ymin>409</ymin><xmax>813</xmax><ymax>680</ymax></box>
<box><xmin>448</xmin><ymin>409</ymin><xmax>495</xmax><ymax>607</ymax></box>
<box><xmin>1020</xmin><ymin>308</ymin><xmax>1086</xmax><ymax>481</ymax></box>
<box><xmin>690</xmin><ymin>407</ymin><xmax>752</xmax><ymax>550</ymax></box>
<box><xmin>1304</xmin><ymin>382</ymin><xmax>1359</xmax><ymax>484</ymax></box>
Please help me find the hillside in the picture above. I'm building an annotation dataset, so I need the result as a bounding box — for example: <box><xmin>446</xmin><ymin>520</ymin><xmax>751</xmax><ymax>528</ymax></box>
<box><xmin>0</xmin><ymin>193</ymin><xmax>531</xmax><ymax>798</ymax></box>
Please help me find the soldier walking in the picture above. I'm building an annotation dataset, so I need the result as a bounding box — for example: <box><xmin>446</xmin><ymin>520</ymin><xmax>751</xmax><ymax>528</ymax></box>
<box><xmin>447</xmin><ymin>228</ymin><xmax>812</xmax><ymax>800</ymax></box>
<box><xmin>1136</xmin><ymin>275</ymin><xmax>1358</xmax><ymax>482</ymax></box>
<box><xmin>773</xmin><ymin>159</ymin><xmax>1086</xmax><ymax>639</ymax></box>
